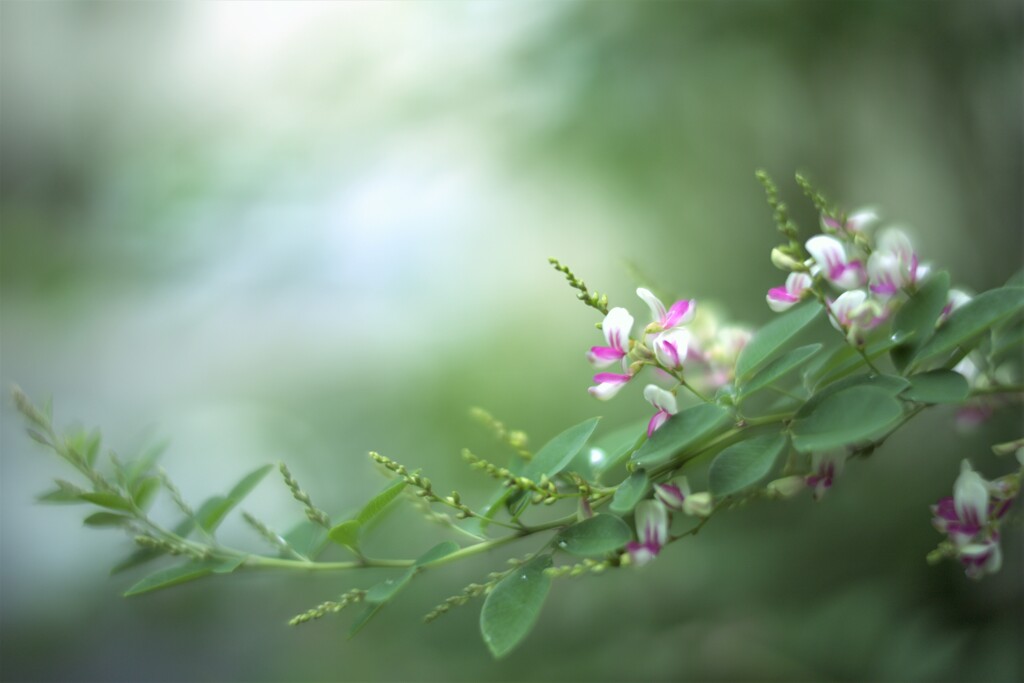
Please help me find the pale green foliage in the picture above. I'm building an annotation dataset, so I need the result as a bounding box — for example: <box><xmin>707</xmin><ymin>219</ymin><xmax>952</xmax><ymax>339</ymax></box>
<box><xmin>12</xmin><ymin>176</ymin><xmax>1024</xmax><ymax>659</ymax></box>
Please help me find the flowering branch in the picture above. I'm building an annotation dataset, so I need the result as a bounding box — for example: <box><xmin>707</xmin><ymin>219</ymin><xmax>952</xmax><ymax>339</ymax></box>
<box><xmin>13</xmin><ymin>171</ymin><xmax>1024</xmax><ymax>658</ymax></box>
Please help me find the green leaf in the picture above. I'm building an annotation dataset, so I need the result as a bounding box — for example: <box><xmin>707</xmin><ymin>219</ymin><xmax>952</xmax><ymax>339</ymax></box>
<box><xmin>349</xmin><ymin>541</ymin><xmax>459</xmax><ymax>638</ymax></box>
<box><xmin>554</xmin><ymin>514</ymin><xmax>631</xmax><ymax>557</ymax></box>
<box><xmin>808</xmin><ymin>334</ymin><xmax>910</xmax><ymax>390</ymax></box>
<box><xmin>365</xmin><ymin>570</ymin><xmax>414</xmax><ymax>604</ymax></box>
<box><xmin>890</xmin><ymin>272</ymin><xmax>950</xmax><ymax>371</ymax></box>
<box><xmin>631</xmin><ymin>403</ymin><xmax>732</xmax><ymax>468</ymax></box>
<box><xmin>327</xmin><ymin>519</ymin><xmax>362</xmax><ymax>551</ymax></box>
<box><xmin>904</xmin><ymin>370</ymin><xmax>970</xmax><ymax>404</ymax></box>
<box><xmin>131</xmin><ymin>476</ymin><xmax>161</xmax><ymax>511</ymax></box>
<box><xmin>709</xmin><ymin>432</ymin><xmax>788</xmax><ymax>496</ymax></box>
<box><xmin>568</xmin><ymin>419</ymin><xmax>646</xmax><ymax>480</ymax></box>
<box><xmin>212</xmin><ymin>556</ymin><xmax>247</xmax><ymax>574</ymax></box>
<box><xmin>124</xmin><ymin>560</ymin><xmax>220</xmax><ymax>597</ymax></box>
<box><xmin>791</xmin><ymin>386</ymin><xmax>904</xmax><ymax>453</ymax></box>
<box><xmin>477</xmin><ymin>417</ymin><xmax>601</xmax><ymax>534</ymax></box>
<box><xmin>281</xmin><ymin>519</ymin><xmax>329</xmax><ymax>561</ymax></box>
<box><xmin>737</xmin><ymin>344</ymin><xmax>822</xmax><ymax>402</ymax></box>
<box><xmin>83</xmin><ymin>512</ymin><xmax>134</xmax><ymax>528</ymax></box>
<box><xmin>609</xmin><ymin>469</ymin><xmax>649</xmax><ymax>515</ymax></box>
<box><xmin>913</xmin><ymin>287</ymin><xmax>1024</xmax><ymax>367</ymax></box>
<box><xmin>125</xmin><ymin>439</ymin><xmax>168</xmax><ymax>487</ymax></box>
<box><xmin>521</xmin><ymin>417</ymin><xmax>601</xmax><ymax>481</ymax></box>
<box><xmin>414</xmin><ymin>541</ymin><xmax>459</xmax><ymax>567</ymax></box>
<box><xmin>196</xmin><ymin>464</ymin><xmax>274</xmax><ymax>533</ymax></box>
<box><xmin>37</xmin><ymin>487</ymin><xmax>86</xmax><ymax>504</ymax></box>
<box><xmin>480</xmin><ymin>555</ymin><xmax>553</xmax><ymax>658</ymax></box>
<box><xmin>356</xmin><ymin>479</ymin><xmax>407</xmax><ymax>526</ymax></box>
<box><xmin>796</xmin><ymin>373</ymin><xmax>910</xmax><ymax>419</ymax></box>
<box><xmin>736</xmin><ymin>301</ymin><xmax>822</xmax><ymax>380</ymax></box>
<box><xmin>78</xmin><ymin>492</ymin><xmax>134</xmax><ymax>512</ymax></box>
<box><xmin>110</xmin><ymin>518</ymin><xmax>193</xmax><ymax>575</ymax></box>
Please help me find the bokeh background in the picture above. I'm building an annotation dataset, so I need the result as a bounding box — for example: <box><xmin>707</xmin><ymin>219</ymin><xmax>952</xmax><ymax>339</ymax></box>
<box><xmin>2</xmin><ymin>2</ymin><xmax>1021</xmax><ymax>681</ymax></box>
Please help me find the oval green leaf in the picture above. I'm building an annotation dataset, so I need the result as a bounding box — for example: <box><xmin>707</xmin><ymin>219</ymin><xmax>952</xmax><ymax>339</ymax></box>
<box><xmin>709</xmin><ymin>432</ymin><xmax>788</xmax><ymax>496</ymax></box>
<box><xmin>808</xmin><ymin>334</ymin><xmax>910</xmax><ymax>390</ymax></box>
<box><xmin>83</xmin><ymin>511</ymin><xmax>134</xmax><ymax>528</ymax></box>
<box><xmin>890</xmin><ymin>272</ymin><xmax>950</xmax><ymax>371</ymax></box>
<box><xmin>904</xmin><ymin>370</ymin><xmax>970</xmax><ymax>404</ymax></box>
<box><xmin>631</xmin><ymin>403</ymin><xmax>732</xmax><ymax>468</ymax></box>
<box><xmin>912</xmin><ymin>286</ymin><xmax>1024</xmax><ymax>367</ymax></box>
<box><xmin>791</xmin><ymin>386</ymin><xmax>904</xmax><ymax>453</ymax></box>
<box><xmin>480</xmin><ymin>555</ymin><xmax>553</xmax><ymax>658</ymax></box>
<box><xmin>796</xmin><ymin>373</ymin><xmax>909</xmax><ymax>419</ymax></box>
<box><xmin>124</xmin><ymin>560</ymin><xmax>220</xmax><ymax>597</ymax></box>
<box><xmin>365</xmin><ymin>569</ymin><xmax>414</xmax><ymax>604</ymax></box>
<box><xmin>78</xmin><ymin>492</ymin><xmax>134</xmax><ymax>512</ymax></box>
<box><xmin>327</xmin><ymin>519</ymin><xmax>362</xmax><ymax>551</ymax></box>
<box><xmin>415</xmin><ymin>541</ymin><xmax>460</xmax><ymax>567</ymax></box>
<box><xmin>356</xmin><ymin>479</ymin><xmax>407</xmax><ymax>526</ymax></box>
<box><xmin>521</xmin><ymin>417</ymin><xmax>601</xmax><ymax>481</ymax></box>
<box><xmin>554</xmin><ymin>514</ymin><xmax>631</xmax><ymax>558</ymax></box>
<box><xmin>738</xmin><ymin>344</ymin><xmax>822</xmax><ymax>402</ymax></box>
<box><xmin>609</xmin><ymin>469</ymin><xmax>649</xmax><ymax>515</ymax></box>
<box><xmin>196</xmin><ymin>464</ymin><xmax>274</xmax><ymax>532</ymax></box>
<box><xmin>736</xmin><ymin>301</ymin><xmax>822</xmax><ymax>380</ymax></box>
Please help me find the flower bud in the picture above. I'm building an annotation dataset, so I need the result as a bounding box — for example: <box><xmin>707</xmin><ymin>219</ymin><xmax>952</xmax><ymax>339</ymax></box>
<box><xmin>766</xmin><ymin>475</ymin><xmax>807</xmax><ymax>499</ymax></box>
<box><xmin>771</xmin><ymin>248</ymin><xmax>805</xmax><ymax>272</ymax></box>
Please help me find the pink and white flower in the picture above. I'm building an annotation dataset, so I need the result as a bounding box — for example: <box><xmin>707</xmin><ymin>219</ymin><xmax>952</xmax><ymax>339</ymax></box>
<box><xmin>626</xmin><ymin>500</ymin><xmax>669</xmax><ymax>567</ymax></box>
<box><xmin>587</xmin><ymin>307</ymin><xmax>634</xmax><ymax>368</ymax></box>
<box><xmin>806</xmin><ymin>451</ymin><xmax>844</xmax><ymax>501</ymax></box>
<box><xmin>588</xmin><ymin>372</ymin><xmax>633</xmax><ymax>401</ymax></box>
<box><xmin>651</xmin><ymin>328</ymin><xmax>692</xmax><ymax>370</ymax></box>
<box><xmin>873</xmin><ymin>228</ymin><xmax>928</xmax><ymax>289</ymax></box>
<box><xmin>939</xmin><ymin>289</ymin><xmax>972</xmax><ymax>325</ymax></box>
<box><xmin>821</xmin><ymin>209</ymin><xmax>878</xmax><ymax>235</ymax></box>
<box><xmin>767</xmin><ymin>272</ymin><xmax>813</xmax><ymax>312</ymax></box>
<box><xmin>637</xmin><ymin>287</ymin><xmax>695</xmax><ymax>334</ymax></box>
<box><xmin>806</xmin><ymin>235</ymin><xmax>866</xmax><ymax>290</ymax></box>
<box><xmin>827</xmin><ymin>290</ymin><xmax>886</xmax><ymax>342</ymax></box>
<box><xmin>643</xmin><ymin>385</ymin><xmax>678</xmax><ymax>437</ymax></box>
<box><xmin>654</xmin><ymin>475</ymin><xmax>712</xmax><ymax>517</ymax></box>
<box><xmin>931</xmin><ymin>460</ymin><xmax>1016</xmax><ymax>580</ymax></box>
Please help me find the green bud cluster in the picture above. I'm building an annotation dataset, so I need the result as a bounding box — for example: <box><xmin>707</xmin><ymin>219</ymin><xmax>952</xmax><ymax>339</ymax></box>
<box><xmin>545</xmin><ymin>558</ymin><xmax>614</xmax><ymax>579</ymax></box>
<box><xmin>278</xmin><ymin>463</ymin><xmax>331</xmax><ymax>529</ymax></box>
<box><xmin>461</xmin><ymin>449</ymin><xmax>558</xmax><ymax>501</ymax></box>
<box><xmin>548</xmin><ymin>258</ymin><xmax>610</xmax><ymax>315</ymax></box>
<box><xmin>289</xmin><ymin>589</ymin><xmax>366</xmax><ymax>626</ymax></box>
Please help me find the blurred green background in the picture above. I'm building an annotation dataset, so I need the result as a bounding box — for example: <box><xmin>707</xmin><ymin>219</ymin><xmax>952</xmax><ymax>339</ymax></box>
<box><xmin>2</xmin><ymin>1</ymin><xmax>1021</xmax><ymax>681</ymax></box>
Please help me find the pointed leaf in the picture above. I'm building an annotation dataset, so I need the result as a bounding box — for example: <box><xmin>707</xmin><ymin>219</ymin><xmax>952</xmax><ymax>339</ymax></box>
<box><xmin>131</xmin><ymin>477</ymin><xmax>161</xmax><ymax>511</ymax></box>
<box><xmin>913</xmin><ymin>287</ymin><xmax>1024</xmax><ymax>367</ymax></box>
<box><xmin>37</xmin><ymin>488</ymin><xmax>86</xmax><ymax>504</ymax></box>
<box><xmin>480</xmin><ymin>555</ymin><xmax>553</xmax><ymax>658</ymax></box>
<box><xmin>791</xmin><ymin>386</ymin><xmax>904</xmax><ymax>453</ymax></box>
<box><xmin>521</xmin><ymin>417</ymin><xmax>601</xmax><ymax>481</ymax></box>
<box><xmin>709</xmin><ymin>432</ymin><xmax>788</xmax><ymax>496</ymax></box>
<box><xmin>414</xmin><ymin>541</ymin><xmax>460</xmax><ymax>568</ymax></box>
<box><xmin>365</xmin><ymin>569</ymin><xmax>414</xmax><ymax>604</ymax></box>
<box><xmin>83</xmin><ymin>512</ymin><xmax>134</xmax><ymax>528</ymax></box>
<box><xmin>736</xmin><ymin>301</ymin><xmax>822</xmax><ymax>380</ymax></box>
<box><xmin>327</xmin><ymin>520</ymin><xmax>362</xmax><ymax>551</ymax></box>
<box><xmin>609</xmin><ymin>469</ymin><xmax>649</xmax><ymax>515</ymax></box>
<box><xmin>356</xmin><ymin>479</ymin><xmax>407</xmax><ymax>526</ymax></box>
<box><xmin>737</xmin><ymin>344</ymin><xmax>822</xmax><ymax>402</ymax></box>
<box><xmin>125</xmin><ymin>439</ymin><xmax>168</xmax><ymax>486</ymax></box>
<box><xmin>631</xmin><ymin>403</ymin><xmax>732</xmax><ymax>468</ymax></box>
<box><xmin>281</xmin><ymin>519</ymin><xmax>329</xmax><ymax>560</ymax></box>
<box><xmin>79</xmin><ymin>492</ymin><xmax>134</xmax><ymax>512</ymax></box>
<box><xmin>890</xmin><ymin>272</ymin><xmax>950</xmax><ymax>371</ymax></box>
<box><xmin>195</xmin><ymin>464</ymin><xmax>274</xmax><ymax>533</ymax></box>
<box><xmin>903</xmin><ymin>370</ymin><xmax>970</xmax><ymax>404</ymax></box>
<box><xmin>124</xmin><ymin>560</ymin><xmax>220</xmax><ymax>596</ymax></box>
<box><xmin>554</xmin><ymin>514</ymin><xmax>631</xmax><ymax>557</ymax></box>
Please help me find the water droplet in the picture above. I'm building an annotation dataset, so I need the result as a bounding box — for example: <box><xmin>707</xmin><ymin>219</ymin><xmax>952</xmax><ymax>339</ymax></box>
<box><xmin>557</xmin><ymin>540</ymin><xmax>567</xmax><ymax>548</ymax></box>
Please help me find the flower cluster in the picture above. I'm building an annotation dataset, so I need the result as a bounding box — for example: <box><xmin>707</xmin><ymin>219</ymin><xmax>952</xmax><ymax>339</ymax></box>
<box><xmin>586</xmin><ymin>288</ymin><xmax>751</xmax><ymax>436</ymax></box>
<box><xmin>930</xmin><ymin>458</ymin><xmax>1020</xmax><ymax>579</ymax></box>
<box><xmin>625</xmin><ymin>476</ymin><xmax>712</xmax><ymax>566</ymax></box>
<box><xmin>766</xmin><ymin>209</ymin><xmax>971</xmax><ymax>344</ymax></box>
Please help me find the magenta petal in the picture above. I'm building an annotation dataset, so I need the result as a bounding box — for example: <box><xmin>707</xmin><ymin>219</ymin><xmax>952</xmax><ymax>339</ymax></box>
<box><xmin>589</xmin><ymin>346</ymin><xmax>625</xmax><ymax>361</ymax></box>
<box><xmin>662</xmin><ymin>300</ymin><xmax>693</xmax><ymax>328</ymax></box>
<box><xmin>768</xmin><ymin>287</ymin><xmax>799</xmax><ymax>303</ymax></box>
<box><xmin>647</xmin><ymin>409</ymin><xmax>669</xmax><ymax>437</ymax></box>
<box><xmin>593</xmin><ymin>372</ymin><xmax>632</xmax><ymax>384</ymax></box>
